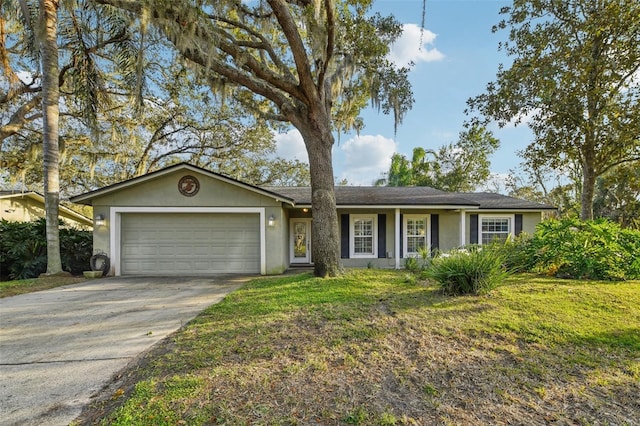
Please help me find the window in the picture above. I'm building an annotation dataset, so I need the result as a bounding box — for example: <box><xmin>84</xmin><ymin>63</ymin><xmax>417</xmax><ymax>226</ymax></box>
<box><xmin>350</xmin><ymin>215</ymin><xmax>377</xmax><ymax>257</ymax></box>
<box><xmin>480</xmin><ymin>215</ymin><xmax>513</xmax><ymax>244</ymax></box>
<box><xmin>403</xmin><ymin>215</ymin><xmax>429</xmax><ymax>256</ymax></box>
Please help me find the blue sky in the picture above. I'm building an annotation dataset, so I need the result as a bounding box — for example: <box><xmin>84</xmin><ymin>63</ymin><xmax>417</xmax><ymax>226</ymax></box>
<box><xmin>275</xmin><ymin>0</ymin><xmax>534</xmax><ymax>187</ymax></box>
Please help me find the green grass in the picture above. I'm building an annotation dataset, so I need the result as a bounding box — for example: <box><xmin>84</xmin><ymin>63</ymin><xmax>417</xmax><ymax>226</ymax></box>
<box><xmin>86</xmin><ymin>270</ymin><xmax>640</xmax><ymax>425</ymax></box>
<box><xmin>0</xmin><ymin>275</ymin><xmax>87</xmax><ymax>298</ymax></box>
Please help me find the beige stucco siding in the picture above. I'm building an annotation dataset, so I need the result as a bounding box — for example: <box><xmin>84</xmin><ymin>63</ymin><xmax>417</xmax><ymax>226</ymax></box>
<box><xmin>0</xmin><ymin>198</ymin><xmax>41</xmax><ymax>222</ymax></box>
<box><xmin>91</xmin><ymin>170</ymin><xmax>282</xmax><ymax>208</ymax></box>
<box><xmin>1</xmin><ymin>196</ymin><xmax>91</xmax><ymax>229</ymax></box>
<box><xmin>435</xmin><ymin>211</ymin><xmax>462</xmax><ymax>252</ymax></box>
<box><xmin>522</xmin><ymin>212</ymin><xmax>543</xmax><ymax>235</ymax></box>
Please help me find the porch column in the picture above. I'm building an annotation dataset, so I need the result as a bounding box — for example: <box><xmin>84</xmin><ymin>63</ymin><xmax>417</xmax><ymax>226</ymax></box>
<box><xmin>395</xmin><ymin>208</ymin><xmax>401</xmax><ymax>269</ymax></box>
<box><xmin>459</xmin><ymin>210</ymin><xmax>466</xmax><ymax>247</ymax></box>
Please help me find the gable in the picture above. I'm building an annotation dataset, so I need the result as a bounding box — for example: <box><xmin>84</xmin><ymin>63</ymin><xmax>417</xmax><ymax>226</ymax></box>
<box><xmin>0</xmin><ymin>191</ymin><xmax>92</xmax><ymax>228</ymax></box>
<box><xmin>71</xmin><ymin>164</ymin><xmax>292</xmax><ymax>208</ymax></box>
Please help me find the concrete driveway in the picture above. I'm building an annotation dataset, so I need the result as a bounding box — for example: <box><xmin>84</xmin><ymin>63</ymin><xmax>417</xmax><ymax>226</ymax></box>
<box><xmin>0</xmin><ymin>275</ymin><xmax>250</xmax><ymax>426</ymax></box>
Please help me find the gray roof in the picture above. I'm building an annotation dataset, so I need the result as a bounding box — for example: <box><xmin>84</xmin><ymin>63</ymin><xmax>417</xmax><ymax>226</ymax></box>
<box><xmin>66</xmin><ymin>161</ymin><xmax>554</xmax><ymax>211</ymax></box>
<box><xmin>452</xmin><ymin>192</ymin><xmax>555</xmax><ymax>210</ymax></box>
<box><xmin>264</xmin><ymin>186</ymin><xmax>555</xmax><ymax>210</ymax></box>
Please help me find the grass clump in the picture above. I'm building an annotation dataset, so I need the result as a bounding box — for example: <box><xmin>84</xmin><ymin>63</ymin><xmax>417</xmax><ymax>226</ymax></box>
<box><xmin>424</xmin><ymin>246</ymin><xmax>508</xmax><ymax>295</ymax></box>
<box><xmin>0</xmin><ymin>275</ymin><xmax>86</xmax><ymax>298</ymax></box>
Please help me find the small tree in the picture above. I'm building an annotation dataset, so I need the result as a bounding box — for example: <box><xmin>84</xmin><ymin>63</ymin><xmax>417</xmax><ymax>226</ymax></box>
<box><xmin>378</xmin><ymin>125</ymin><xmax>499</xmax><ymax>191</ymax></box>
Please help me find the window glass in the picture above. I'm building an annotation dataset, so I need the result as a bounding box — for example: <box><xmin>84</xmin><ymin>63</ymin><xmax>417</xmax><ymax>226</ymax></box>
<box><xmin>406</xmin><ymin>217</ymin><xmax>426</xmax><ymax>254</ymax></box>
<box><xmin>481</xmin><ymin>217</ymin><xmax>510</xmax><ymax>244</ymax></box>
<box><xmin>353</xmin><ymin>218</ymin><xmax>374</xmax><ymax>254</ymax></box>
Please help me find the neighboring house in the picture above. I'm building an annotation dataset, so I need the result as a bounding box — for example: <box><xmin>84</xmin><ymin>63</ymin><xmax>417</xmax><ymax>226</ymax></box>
<box><xmin>0</xmin><ymin>191</ymin><xmax>93</xmax><ymax>230</ymax></box>
<box><xmin>70</xmin><ymin>163</ymin><xmax>555</xmax><ymax>276</ymax></box>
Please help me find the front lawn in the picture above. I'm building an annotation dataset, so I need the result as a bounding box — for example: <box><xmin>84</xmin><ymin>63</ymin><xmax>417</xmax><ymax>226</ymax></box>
<box><xmin>79</xmin><ymin>270</ymin><xmax>640</xmax><ymax>425</ymax></box>
<box><xmin>0</xmin><ymin>275</ymin><xmax>87</xmax><ymax>298</ymax></box>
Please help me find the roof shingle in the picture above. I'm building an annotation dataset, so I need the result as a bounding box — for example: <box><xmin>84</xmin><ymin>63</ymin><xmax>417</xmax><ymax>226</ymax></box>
<box><xmin>263</xmin><ymin>186</ymin><xmax>555</xmax><ymax>210</ymax></box>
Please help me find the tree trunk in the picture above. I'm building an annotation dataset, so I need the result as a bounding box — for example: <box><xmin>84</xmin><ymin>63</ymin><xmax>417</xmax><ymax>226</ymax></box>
<box><xmin>40</xmin><ymin>0</ymin><xmax>63</xmax><ymax>274</ymax></box>
<box><xmin>581</xmin><ymin>162</ymin><xmax>596</xmax><ymax>221</ymax></box>
<box><xmin>297</xmin><ymin>118</ymin><xmax>340</xmax><ymax>277</ymax></box>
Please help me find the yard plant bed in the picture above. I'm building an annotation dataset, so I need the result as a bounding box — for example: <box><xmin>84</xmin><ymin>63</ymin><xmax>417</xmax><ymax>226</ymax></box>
<box><xmin>78</xmin><ymin>271</ymin><xmax>640</xmax><ymax>425</ymax></box>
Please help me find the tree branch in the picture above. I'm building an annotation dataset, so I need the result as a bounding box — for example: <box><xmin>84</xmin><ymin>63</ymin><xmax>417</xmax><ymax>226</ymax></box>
<box><xmin>268</xmin><ymin>0</ymin><xmax>316</xmax><ymax>100</ymax></box>
<box><xmin>0</xmin><ymin>95</ymin><xmax>42</xmax><ymax>141</ymax></box>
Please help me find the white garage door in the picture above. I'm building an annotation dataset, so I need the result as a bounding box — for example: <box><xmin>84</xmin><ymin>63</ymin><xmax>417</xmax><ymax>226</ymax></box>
<box><xmin>120</xmin><ymin>213</ymin><xmax>260</xmax><ymax>275</ymax></box>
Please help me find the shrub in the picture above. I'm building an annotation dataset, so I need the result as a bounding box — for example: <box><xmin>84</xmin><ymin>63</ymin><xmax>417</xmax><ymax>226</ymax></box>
<box><xmin>526</xmin><ymin>218</ymin><xmax>640</xmax><ymax>280</ymax></box>
<box><xmin>425</xmin><ymin>246</ymin><xmax>509</xmax><ymax>296</ymax></box>
<box><xmin>403</xmin><ymin>247</ymin><xmax>433</xmax><ymax>273</ymax></box>
<box><xmin>60</xmin><ymin>227</ymin><xmax>93</xmax><ymax>275</ymax></box>
<box><xmin>0</xmin><ymin>219</ymin><xmax>92</xmax><ymax>280</ymax></box>
<box><xmin>403</xmin><ymin>256</ymin><xmax>420</xmax><ymax>273</ymax></box>
<box><xmin>492</xmin><ymin>233</ymin><xmax>536</xmax><ymax>273</ymax></box>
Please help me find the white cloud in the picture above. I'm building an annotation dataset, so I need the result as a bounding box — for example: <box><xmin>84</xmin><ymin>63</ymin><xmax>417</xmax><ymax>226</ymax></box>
<box><xmin>338</xmin><ymin>135</ymin><xmax>397</xmax><ymax>185</ymax></box>
<box><xmin>388</xmin><ymin>24</ymin><xmax>445</xmax><ymax>67</ymax></box>
<box><xmin>273</xmin><ymin>129</ymin><xmax>308</xmax><ymax>163</ymax></box>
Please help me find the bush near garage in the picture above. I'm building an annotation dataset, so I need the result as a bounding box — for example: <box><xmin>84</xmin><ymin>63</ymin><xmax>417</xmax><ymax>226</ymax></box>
<box><xmin>498</xmin><ymin>218</ymin><xmax>640</xmax><ymax>280</ymax></box>
<box><xmin>0</xmin><ymin>219</ymin><xmax>92</xmax><ymax>280</ymax></box>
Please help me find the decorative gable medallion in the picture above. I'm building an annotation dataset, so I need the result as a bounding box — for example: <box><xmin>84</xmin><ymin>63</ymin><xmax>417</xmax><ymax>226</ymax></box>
<box><xmin>178</xmin><ymin>175</ymin><xmax>200</xmax><ymax>197</ymax></box>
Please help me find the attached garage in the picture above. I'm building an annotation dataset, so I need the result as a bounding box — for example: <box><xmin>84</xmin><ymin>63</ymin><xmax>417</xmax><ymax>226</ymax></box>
<box><xmin>120</xmin><ymin>213</ymin><xmax>260</xmax><ymax>275</ymax></box>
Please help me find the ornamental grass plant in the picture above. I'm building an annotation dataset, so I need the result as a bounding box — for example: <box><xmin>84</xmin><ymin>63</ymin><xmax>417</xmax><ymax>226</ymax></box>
<box><xmin>424</xmin><ymin>246</ymin><xmax>509</xmax><ymax>295</ymax></box>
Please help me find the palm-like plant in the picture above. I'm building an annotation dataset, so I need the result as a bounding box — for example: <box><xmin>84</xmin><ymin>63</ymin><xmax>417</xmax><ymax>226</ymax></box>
<box><xmin>2</xmin><ymin>0</ymin><xmax>138</xmax><ymax>273</ymax></box>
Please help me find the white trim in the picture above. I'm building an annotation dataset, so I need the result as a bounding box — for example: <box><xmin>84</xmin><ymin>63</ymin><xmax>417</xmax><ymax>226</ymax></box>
<box><xmin>459</xmin><ymin>210</ymin><xmax>466</xmax><ymax>247</ymax></box>
<box><xmin>395</xmin><ymin>209</ymin><xmax>401</xmax><ymax>269</ymax></box>
<box><xmin>109</xmin><ymin>206</ymin><xmax>266</xmax><ymax>276</ymax></box>
<box><xmin>350</xmin><ymin>214</ymin><xmax>378</xmax><ymax>258</ymax></box>
<box><xmin>403</xmin><ymin>214</ymin><xmax>430</xmax><ymax>257</ymax></box>
<box><xmin>478</xmin><ymin>209</ymin><xmax>551</xmax><ymax>213</ymax></box>
<box><xmin>478</xmin><ymin>213</ymin><xmax>515</xmax><ymax>245</ymax></box>
<box><xmin>337</xmin><ymin>204</ymin><xmax>479</xmax><ymax>210</ymax></box>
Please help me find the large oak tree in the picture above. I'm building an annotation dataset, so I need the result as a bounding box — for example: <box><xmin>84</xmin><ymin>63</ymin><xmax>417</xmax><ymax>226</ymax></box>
<box><xmin>99</xmin><ymin>0</ymin><xmax>413</xmax><ymax>276</ymax></box>
<box><xmin>468</xmin><ymin>0</ymin><xmax>640</xmax><ymax>220</ymax></box>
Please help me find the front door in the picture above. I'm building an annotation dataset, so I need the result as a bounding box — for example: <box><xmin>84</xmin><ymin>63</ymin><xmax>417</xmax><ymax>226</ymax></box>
<box><xmin>290</xmin><ymin>219</ymin><xmax>312</xmax><ymax>264</ymax></box>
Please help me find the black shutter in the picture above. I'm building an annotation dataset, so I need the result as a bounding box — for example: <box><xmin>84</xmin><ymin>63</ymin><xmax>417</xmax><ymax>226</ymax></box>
<box><xmin>340</xmin><ymin>214</ymin><xmax>349</xmax><ymax>258</ymax></box>
<box><xmin>431</xmin><ymin>214</ymin><xmax>439</xmax><ymax>256</ymax></box>
<box><xmin>470</xmin><ymin>214</ymin><xmax>479</xmax><ymax>245</ymax></box>
<box><xmin>515</xmin><ymin>214</ymin><xmax>523</xmax><ymax>236</ymax></box>
<box><xmin>378</xmin><ymin>214</ymin><xmax>386</xmax><ymax>258</ymax></box>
